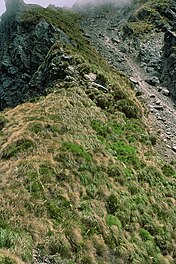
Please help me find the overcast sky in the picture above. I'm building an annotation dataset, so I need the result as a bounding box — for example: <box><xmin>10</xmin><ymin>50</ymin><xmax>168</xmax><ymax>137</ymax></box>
<box><xmin>0</xmin><ymin>0</ymin><xmax>76</xmax><ymax>16</ymax></box>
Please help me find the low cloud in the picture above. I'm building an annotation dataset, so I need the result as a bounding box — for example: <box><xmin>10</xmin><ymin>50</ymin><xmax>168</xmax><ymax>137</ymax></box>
<box><xmin>74</xmin><ymin>0</ymin><xmax>132</xmax><ymax>8</ymax></box>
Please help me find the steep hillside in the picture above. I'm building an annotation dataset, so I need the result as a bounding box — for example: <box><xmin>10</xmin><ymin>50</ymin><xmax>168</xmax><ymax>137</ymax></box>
<box><xmin>0</xmin><ymin>1</ymin><xmax>176</xmax><ymax>264</ymax></box>
<box><xmin>77</xmin><ymin>0</ymin><xmax>176</xmax><ymax>159</ymax></box>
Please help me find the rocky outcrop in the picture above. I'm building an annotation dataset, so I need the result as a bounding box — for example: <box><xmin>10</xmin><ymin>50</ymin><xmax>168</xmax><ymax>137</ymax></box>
<box><xmin>161</xmin><ymin>30</ymin><xmax>176</xmax><ymax>100</ymax></box>
<box><xmin>0</xmin><ymin>0</ymin><xmax>74</xmax><ymax>109</ymax></box>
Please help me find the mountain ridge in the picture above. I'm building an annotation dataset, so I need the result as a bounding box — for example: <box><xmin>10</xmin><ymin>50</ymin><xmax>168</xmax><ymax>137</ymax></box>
<box><xmin>0</xmin><ymin>1</ymin><xmax>176</xmax><ymax>263</ymax></box>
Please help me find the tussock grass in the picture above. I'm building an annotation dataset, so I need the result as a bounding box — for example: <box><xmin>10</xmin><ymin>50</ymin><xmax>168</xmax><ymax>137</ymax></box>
<box><xmin>0</xmin><ymin>2</ymin><xmax>175</xmax><ymax>264</ymax></box>
<box><xmin>0</xmin><ymin>83</ymin><xmax>175</xmax><ymax>263</ymax></box>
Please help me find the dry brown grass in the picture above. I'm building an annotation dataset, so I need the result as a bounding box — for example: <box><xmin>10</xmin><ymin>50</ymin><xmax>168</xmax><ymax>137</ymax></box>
<box><xmin>0</xmin><ymin>249</ymin><xmax>25</xmax><ymax>264</ymax></box>
<box><xmin>0</xmin><ymin>79</ymin><xmax>175</xmax><ymax>263</ymax></box>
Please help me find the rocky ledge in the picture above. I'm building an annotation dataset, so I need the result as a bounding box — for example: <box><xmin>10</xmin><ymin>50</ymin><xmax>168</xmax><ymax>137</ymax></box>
<box><xmin>161</xmin><ymin>30</ymin><xmax>176</xmax><ymax>100</ymax></box>
<box><xmin>0</xmin><ymin>0</ymin><xmax>75</xmax><ymax>109</ymax></box>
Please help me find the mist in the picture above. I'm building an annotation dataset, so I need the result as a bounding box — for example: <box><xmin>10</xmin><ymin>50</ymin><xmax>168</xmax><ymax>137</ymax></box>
<box><xmin>74</xmin><ymin>0</ymin><xmax>132</xmax><ymax>8</ymax></box>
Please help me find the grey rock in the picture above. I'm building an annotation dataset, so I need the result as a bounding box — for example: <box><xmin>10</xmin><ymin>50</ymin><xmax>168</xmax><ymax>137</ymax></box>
<box><xmin>130</xmin><ymin>77</ymin><xmax>139</xmax><ymax>84</ymax></box>
<box><xmin>64</xmin><ymin>76</ymin><xmax>76</xmax><ymax>82</ymax></box>
<box><xmin>166</xmin><ymin>144</ymin><xmax>172</xmax><ymax>149</ymax></box>
<box><xmin>146</xmin><ymin>76</ymin><xmax>160</xmax><ymax>86</ymax></box>
<box><xmin>92</xmin><ymin>82</ymin><xmax>109</xmax><ymax>92</ymax></box>
<box><xmin>162</xmin><ymin>89</ymin><xmax>170</xmax><ymax>96</ymax></box>
<box><xmin>161</xmin><ymin>30</ymin><xmax>176</xmax><ymax>99</ymax></box>
<box><xmin>111</xmin><ymin>37</ymin><xmax>120</xmax><ymax>44</ymax></box>
<box><xmin>146</xmin><ymin>67</ymin><xmax>155</xmax><ymax>73</ymax></box>
<box><xmin>172</xmin><ymin>145</ymin><xmax>176</xmax><ymax>152</ymax></box>
<box><xmin>153</xmin><ymin>105</ymin><xmax>163</xmax><ymax>111</ymax></box>
<box><xmin>84</xmin><ymin>73</ymin><xmax>96</xmax><ymax>81</ymax></box>
<box><xmin>155</xmin><ymin>100</ymin><xmax>161</xmax><ymax>105</ymax></box>
<box><xmin>135</xmin><ymin>88</ymin><xmax>143</xmax><ymax>96</ymax></box>
<box><xmin>0</xmin><ymin>6</ymin><xmax>75</xmax><ymax>109</ymax></box>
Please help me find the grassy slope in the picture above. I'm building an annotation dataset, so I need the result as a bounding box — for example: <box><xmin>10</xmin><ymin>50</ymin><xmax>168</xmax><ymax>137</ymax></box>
<box><xmin>123</xmin><ymin>0</ymin><xmax>175</xmax><ymax>36</ymax></box>
<box><xmin>0</xmin><ymin>3</ymin><xmax>176</xmax><ymax>264</ymax></box>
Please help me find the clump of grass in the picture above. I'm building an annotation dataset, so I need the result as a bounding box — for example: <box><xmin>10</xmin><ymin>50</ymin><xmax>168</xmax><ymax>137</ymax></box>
<box><xmin>45</xmin><ymin>233</ymin><xmax>72</xmax><ymax>258</ymax></box>
<box><xmin>61</xmin><ymin>142</ymin><xmax>92</xmax><ymax>162</ymax></box>
<box><xmin>106</xmin><ymin>215</ymin><xmax>122</xmax><ymax>230</ymax></box>
<box><xmin>0</xmin><ymin>256</ymin><xmax>17</xmax><ymax>264</ymax></box>
<box><xmin>111</xmin><ymin>141</ymin><xmax>143</xmax><ymax>168</ymax></box>
<box><xmin>91</xmin><ymin>120</ymin><xmax>110</xmax><ymax>138</ymax></box>
<box><xmin>28</xmin><ymin>122</ymin><xmax>43</xmax><ymax>134</ymax></box>
<box><xmin>149</xmin><ymin>134</ymin><xmax>157</xmax><ymax>146</ymax></box>
<box><xmin>39</xmin><ymin>164</ymin><xmax>56</xmax><ymax>182</ymax></box>
<box><xmin>161</xmin><ymin>164</ymin><xmax>176</xmax><ymax>177</ymax></box>
<box><xmin>140</xmin><ymin>228</ymin><xmax>153</xmax><ymax>241</ymax></box>
<box><xmin>107</xmin><ymin>165</ymin><xmax>124</xmax><ymax>180</ymax></box>
<box><xmin>0</xmin><ymin>227</ymin><xmax>32</xmax><ymax>263</ymax></box>
<box><xmin>123</xmin><ymin>21</ymin><xmax>154</xmax><ymax>36</ymax></box>
<box><xmin>137</xmin><ymin>165</ymin><xmax>164</xmax><ymax>185</ymax></box>
<box><xmin>116</xmin><ymin>99</ymin><xmax>141</xmax><ymax>118</ymax></box>
<box><xmin>25</xmin><ymin>171</ymin><xmax>44</xmax><ymax>198</ymax></box>
<box><xmin>1</xmin><ymin>138</ymin><xmax>36</xmax><ymax>159</ymax></box>
<box><xmin>106</xmin><ymin>194</ymin><xmax>119</xmax><ymax>214</ymax></box>
<box><xmin>0</xmin><ymin>115</ymin><xmax>7</xmax><ymax>130</ymax></box>
<box><xmin>95</xmin><ymin>94</ymin><xmax>114</xmax><ymax>110</ymax></box>
<box><xmin>112</xmin><ymin>85</ymin><xmax>128</xmax><ymax>101</ymax></box>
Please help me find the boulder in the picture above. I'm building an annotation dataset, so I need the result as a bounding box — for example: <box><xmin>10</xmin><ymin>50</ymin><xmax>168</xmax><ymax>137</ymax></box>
<box><xmin>146</xmin><ymin>76</ymin><xmax>160</xmax><ymax>86</ymax></box>
<box><xmin>172</xmin><ymin>145</ymin><xmax>176</xmax><ymax>152</ymax></box>
<box><xmin>162</xmin><ymin>89</ymin><xmax>170</xmax><ymax>96</ymax></box>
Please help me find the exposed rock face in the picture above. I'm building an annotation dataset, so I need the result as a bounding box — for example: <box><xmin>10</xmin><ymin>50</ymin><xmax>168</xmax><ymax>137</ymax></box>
<box><xmin>1</xmin><ymin>0</ymin><xmax>176</xmax><ymax>110</ymax></box>
<box><xmin>78</xmin><ymin>0</ymin><xmax>176</xmax><ymax>158</ymax></box>
<box><xmin>161</xmin><ymin>30</ymin><xmax>176</xmax><ymax>99</ymax></box>
<box><xmin>0</xmin><ymin>2</ymin><xmax>73</xmax><ymax>109</ymax></box>
<box><xmin>5</xmin><ymin>0</ymin><xmax>25</xmax><ymax>11</ymax></box>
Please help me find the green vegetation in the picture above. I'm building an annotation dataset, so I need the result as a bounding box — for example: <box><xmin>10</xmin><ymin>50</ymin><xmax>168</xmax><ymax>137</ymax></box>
<box><xmin>124</xmin><ymin>0</ymin><xmax>175</xmax><ymax>36</ymax></box>
<box><xmin>0</xmin><ymin>115</ymin><xmax>7</xmax><ymax>130</ymax></box>
<box><xmin>0</xmin><ymin>257</ymin><xmax>17</xmax><ymax>264</ymax></box>
<box><xmin>106</xmin><ymin>214</ymin><xmax>122</xmax><ymax>229</ymax></box>
<box><xmin>111</xmin><ymin>141</ymin><xmax>143</xmax><ymax>169</ymax></box>
<box><xmin>0</xmin><ymin>87</ymin><xmax>175</xmax><ymax>264</ymax></box>
<box><xmin>61</xmin><ymin>142</ymin><xmax>92</xmax><ymax>162</ymax></box>
<box><xmin>1</xmin><ymin>138</ymin><xmax>36</xmax><ymax>159</ymax></box>
<box><xmin>20</xmin><ymin>6</ymin><xmax>106</xmax><ymax>69</ymax></box>
<box><xmin>116</xmin><ymin>99</ymin><xmax>141</xmax><ymax>118</ymax></box>
<box><xmin>0</xmin><ymin>226</ymin><xmax>32</xmax><ymax>262</ymax></box>
<box><xmin>0</xmin><ymin>1</ymin><xmax>175</xmax><ymax>264</ymax></box>
<box><xmin>123</xmin><ymin>21</ymin><xmax>154</xmax><ymax>36</ymax></box>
